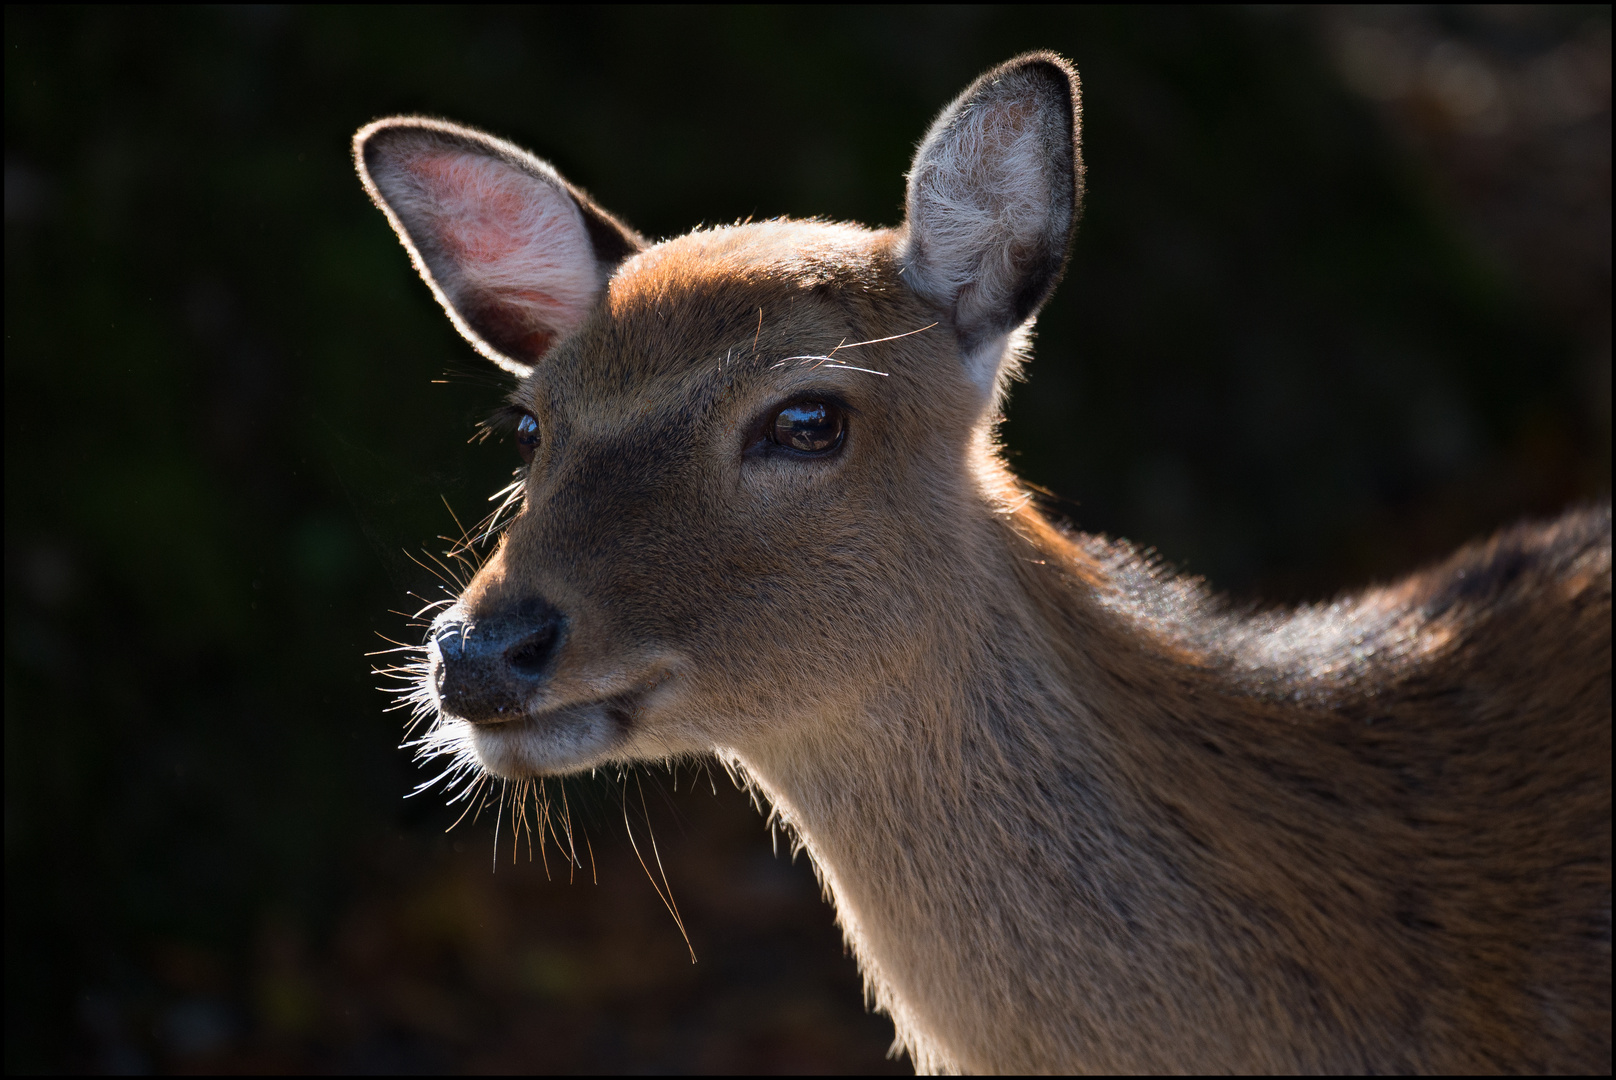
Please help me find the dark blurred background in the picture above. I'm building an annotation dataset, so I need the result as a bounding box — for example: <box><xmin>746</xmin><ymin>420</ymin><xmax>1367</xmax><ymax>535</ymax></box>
<box><xmin>5</xmin><ymin>6</ymin><xmax>1609</xmax><ymax>1074</ymax></box>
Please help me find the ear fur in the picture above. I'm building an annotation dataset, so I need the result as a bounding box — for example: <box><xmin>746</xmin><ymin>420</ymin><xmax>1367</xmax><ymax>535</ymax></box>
<box><xmin>354</xmin><ymin>118</ymin><xmax>643</xmax><ymax>375</ymax></box>
<box><xmin>901</xmin><ymin>53</ymin><xmax>1082</xmax><ymax>401</ymax></box>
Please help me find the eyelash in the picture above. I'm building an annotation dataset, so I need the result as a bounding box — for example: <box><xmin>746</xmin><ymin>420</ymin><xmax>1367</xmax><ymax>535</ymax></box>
<box><xmin>487</xmin><ymin>404</ymin><xmax>533</xmax><ymax>432</ymax></box>
<box><xmin>483</xmin><ymin>404</ymin><xmax>542</xmax><ymax>465</ymax></box>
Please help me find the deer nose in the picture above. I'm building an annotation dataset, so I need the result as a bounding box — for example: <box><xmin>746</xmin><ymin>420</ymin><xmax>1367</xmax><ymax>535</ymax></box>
<box><xmin>429</xmin><ymin>600</ymin><xmax>565</xmax><ymax>723</ymax></box>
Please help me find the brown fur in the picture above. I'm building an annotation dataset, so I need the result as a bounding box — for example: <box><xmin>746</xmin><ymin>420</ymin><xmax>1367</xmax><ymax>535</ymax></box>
<box><xmin>356</xmin><ymin>54</ymin><xmax>1611</xmax><ymax>1074</ymax></box>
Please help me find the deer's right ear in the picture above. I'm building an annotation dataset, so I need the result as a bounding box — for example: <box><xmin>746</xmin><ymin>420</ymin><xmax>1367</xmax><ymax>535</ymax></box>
<box><xmin>901</xmin><ymin>53</ymin><xmax>1082</xmax><ymax>403</ymax></box>
<box><xmin>354</xmin><ymin>118</ymin><xmax>643</xmax><ymax>375</ymax></box>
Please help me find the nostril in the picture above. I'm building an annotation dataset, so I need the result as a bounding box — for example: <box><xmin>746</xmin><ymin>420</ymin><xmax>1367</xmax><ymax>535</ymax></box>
<box><xmin>506</xmin><ymin>623</ymin><xmax>560</xmax><ymax>676</ymax></box>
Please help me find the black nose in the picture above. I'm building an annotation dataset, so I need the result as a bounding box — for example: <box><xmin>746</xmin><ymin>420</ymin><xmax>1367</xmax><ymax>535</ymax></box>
<box><xmin>430</xmin><ymin>599</ymin><xmax>565</xmax><ymax>723</ymax></box>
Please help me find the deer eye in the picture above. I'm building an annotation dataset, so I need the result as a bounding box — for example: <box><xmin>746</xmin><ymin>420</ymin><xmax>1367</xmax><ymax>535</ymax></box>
<box><xmin>771</xmin><ymin>401</ymin><xmax>845</xmax><ymax>454</ymax></box>
<box><xmin>515</xmin><ymin>411</ymin><xmax>541</xmax><ymax>464</ymax></box>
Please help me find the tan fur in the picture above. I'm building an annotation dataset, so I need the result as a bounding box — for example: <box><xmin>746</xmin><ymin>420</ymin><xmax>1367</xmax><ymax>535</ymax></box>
<box><xmin>356</xmin><ymin>54</ymin><xmax>1611</xmax><ymax>1074</ymax></box>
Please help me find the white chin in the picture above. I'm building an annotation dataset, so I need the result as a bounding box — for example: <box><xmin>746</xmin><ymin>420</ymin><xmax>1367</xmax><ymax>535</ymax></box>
<box><xmin>467</xmin><ymin>705</ymin><xmax>624</xmax><ymax>777</ymax></box>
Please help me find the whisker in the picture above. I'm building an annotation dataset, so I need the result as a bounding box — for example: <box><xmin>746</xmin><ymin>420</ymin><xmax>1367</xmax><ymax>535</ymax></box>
<box><xmin>404</xmin><ymin>548</ymin><xmax>462</xmax><ymax>591</ymax></box>
<box><xmin>366</xmin><ymin>642</ymin><xmax>424</xmax><ymax>657</ymax></box>
<box><xmin>623</xmin><ymin>770</ymin><xmax>697</xmax><ymax>964</ymax></box>
<box><xmin>419</xmin><ymin>546</ymin><xmax>470</xmax><ymax>592</ymax></box>
<box><xmin>470</xmin><ymin>781</ymin><xmax>494</xmax><ymax>826</ymax></box>
<box><xmin>438</xmin><ymin>536</ymin><xmax>482</xmax><ymax>571</ymax></box>
<box><xmin>410</xmin><ymin>598</ymin><xmax>456</xmax><ymax>621</ymax></box>
<box><xmin>440</xmin><ymin>494</ymin><xmax>475</xmax><ymax>555</ymax></box>
<box><xmin>827</xmin><ymin>322</ymin><xmax>937</xmax><ymax>353</ymax></box>
<box><xmin>559</xmin><ymin>781</ymin><xmax>582</xmax><ymax>873</ymax></box>
<box><xmin>445</xmin><ymin>776</ymin><xmax>487</xmax><ymax>832</ymax></box>
<box><xmin>492</xmin><ymin>778</ymin><xmax>508</xmax><ymax>872</ymax></box>
<box><xmin>480</xmin><ymin>478</ymin><xmax>526</xmax><ymax>545</ymax></box>
<box><xmin>777</xmin><ymin>355</ymin><xmax>889</xmax><ymax>377</ymax></box>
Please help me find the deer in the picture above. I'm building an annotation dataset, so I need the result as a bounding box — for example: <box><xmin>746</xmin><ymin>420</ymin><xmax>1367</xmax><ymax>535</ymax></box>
<box><xmin>353</xmin><ymin>52</ymin><xmax>1611</xmax><ymax>1074</ymax></box>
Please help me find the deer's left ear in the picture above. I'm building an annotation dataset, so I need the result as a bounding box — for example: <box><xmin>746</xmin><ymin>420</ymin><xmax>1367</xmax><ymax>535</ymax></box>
<box><xmin>354</xmin><ymin>118</ymin><xmax>643</xmax><ymax>376</ymax></box>
<box><xmin>901</xmin><ymin>53</ymin><xmax>1082</xmax><ymax>403</ymax></box>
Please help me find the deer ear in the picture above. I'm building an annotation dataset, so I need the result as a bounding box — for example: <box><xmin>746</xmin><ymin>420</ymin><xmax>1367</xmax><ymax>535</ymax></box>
<box><xmin>354</xmin><ymin>118</ymin><xmax>643</xmax><ymax>376</ymax></box>
<box><xmin>901</xmin><ymin>53</ymin><xmax>1082</xmax><ymax>401</ymax></box>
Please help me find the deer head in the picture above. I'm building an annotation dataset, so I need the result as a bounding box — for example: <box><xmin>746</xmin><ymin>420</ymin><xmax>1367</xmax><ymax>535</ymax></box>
<box><xmin>356</xmin><ymin>53</ymin><xmax>1081</xmax><ymax>783</ymax></box>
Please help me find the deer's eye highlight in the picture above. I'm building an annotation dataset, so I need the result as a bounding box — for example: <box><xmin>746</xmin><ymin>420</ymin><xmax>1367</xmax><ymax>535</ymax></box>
<box><xmin>515</xmin><ymin>411</ymin><xmax>541</xmax><ymax>464</ymax></box>
<box><xmin>771</xmin><ymin>401</ymin><xmax>845</xmax><ymax>455</ymax></box>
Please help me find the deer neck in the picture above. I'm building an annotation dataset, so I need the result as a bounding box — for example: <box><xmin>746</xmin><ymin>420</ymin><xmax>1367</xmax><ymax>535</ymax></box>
<box><xmin>727</xmin><ymin>504</ymin><xmax>1240</xmax><ymax>1073</ymax></box>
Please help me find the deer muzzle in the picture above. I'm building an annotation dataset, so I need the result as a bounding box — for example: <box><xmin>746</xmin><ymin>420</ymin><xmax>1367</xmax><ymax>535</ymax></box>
<box><xmin>429</xmin><ymin>600</ymin><xmax>566</xmax><ymax>724</ymax></box>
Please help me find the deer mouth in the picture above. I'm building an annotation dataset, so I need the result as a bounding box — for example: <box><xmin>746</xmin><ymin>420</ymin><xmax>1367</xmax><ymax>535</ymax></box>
<box><xmin>461</xmin><ymin>677</ymin><xmax>673</xmax><ymax>778</ymax></box>
<box><xmin>461</xmin><ymin>690</ymin><xmax>640</xmax><ymax>729</ymax></box>
<box><xmin>426</xmin><ymin>649</ymin><xmax>682</xmax><ymax>778</ymax></box>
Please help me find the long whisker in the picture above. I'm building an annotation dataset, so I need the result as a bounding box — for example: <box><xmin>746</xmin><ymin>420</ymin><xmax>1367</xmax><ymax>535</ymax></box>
<box><xmin>440</xmin><ymin>494</ymin><xmax>475</xmax><ymax>555</ymax></box>
<box><xmin>365</xmin><ymin>640</ymin><xmax>423</xmax><ymax>657</ymax></box>
<box><xmin>623</xmin><ymin>771</ymin><xmax>697</xmax><ymax>963</ymax></box>
<box><xmin>770</xmin><ymin>321</ymin><xmax>935</xmax><ymax>377</ymax></box>
<box><xmin>827</xmin><ymin>322</ymin><xmax>937</xmax><ymax>353</ymax></box>
<box><xmin>445</xmin><ymin>776</ymin><xmax>487</xmax><ymax>832</ymax></box>
<box><xmin>492</xmin><ymin>778</ymin><xmax>508</xmax><ymax>872</ymax></box>
<box><xmin>404</xmin><ymin>548</ymin><xmax>463</xmax><ymax>592</ymax></box>
<box><xmin>407</xmin><ymin>598</ymin><xmax>456</xmax><ymax>621</ymax></box>
<box><xmin>776</xmin><ymin>356</ymin><xmax>891</xmax><ymax>377</ymax></box>
<box><xmin>822</xmin><ymin>362</ymin><xmax>891</xmax><ymax>377</ymax></box>
<box><xmin>559</xmin><ymin>781</ymin><xmax>582</xmax><ymax>874</ymax></box>
<box><xmin>479</xmin><ymin>477</ymin><xmax>526</xmax><ymax>545</ymax></box>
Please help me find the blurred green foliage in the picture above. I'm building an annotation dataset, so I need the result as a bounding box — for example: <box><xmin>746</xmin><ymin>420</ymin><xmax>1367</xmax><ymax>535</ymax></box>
<box><xmin>5</xmin><ymin>6</ymin><xmax>1607</xmax><ymax>1073</ymax></box>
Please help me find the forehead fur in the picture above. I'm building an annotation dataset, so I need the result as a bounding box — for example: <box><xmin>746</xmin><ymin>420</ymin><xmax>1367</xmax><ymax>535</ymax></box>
<box><xmin>542</xmin><ymin>221</ymin><xmax>905</xmax><ymax>387</ymax></box>
<box><xmin>610</xmin><ymin>220</ymin><xmax>890</xmax><ymax>309</ymax></box>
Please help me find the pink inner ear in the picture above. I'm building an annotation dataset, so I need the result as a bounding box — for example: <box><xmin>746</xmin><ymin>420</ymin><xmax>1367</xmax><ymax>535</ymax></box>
<box><xmin>399</xmin><ymin>149</ymin><xmax>601</xmax><ymax>357</ymax></box>
<box><xmin>413</xmin><ymin>154</ymin><xmax>529</xmax><ymax>266</ymax></box>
